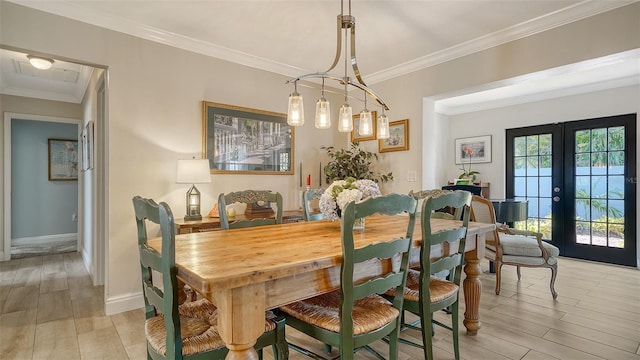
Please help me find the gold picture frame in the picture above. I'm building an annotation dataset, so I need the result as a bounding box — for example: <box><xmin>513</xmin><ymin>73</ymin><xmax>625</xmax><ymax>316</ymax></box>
<box><xmin>350</xmin><ymin>110</ymin><xmax>377</xmax><ymax>142</ymax></box>
<box><xmin>378</xmin><ymin>119</ymin><xmax>409</xmax><ymax>153</ymax></box>
<box><xmin>202</xmin><ymin>101</ymin><xmax>294</xmax><ymax>174</ymax></box>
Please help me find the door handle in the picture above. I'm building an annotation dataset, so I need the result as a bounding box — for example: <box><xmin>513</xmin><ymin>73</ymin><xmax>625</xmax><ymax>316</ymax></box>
<box><xmin>553</xmin><ymin>196</ymin><xmax>560</xmax><ymax>202</ymax></box>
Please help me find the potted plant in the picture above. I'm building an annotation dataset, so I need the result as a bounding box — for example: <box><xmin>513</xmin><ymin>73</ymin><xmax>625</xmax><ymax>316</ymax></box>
<box><xmin>322</xmin><ymin>142</ymin><xmax>393</xmax><ymax>183</ymax></box>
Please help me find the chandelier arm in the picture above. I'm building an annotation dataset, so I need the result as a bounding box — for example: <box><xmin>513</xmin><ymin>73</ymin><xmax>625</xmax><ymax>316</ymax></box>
<box><xmin>324</xmin><ymin>15</ymin><xmax>345</xmax><ymax>74</ymax></box>
<box><xmin>287</xmin><ymin>73</ymin><xmax>389</xmax><ymax>111</ymax></box>
<box><xmin>349</xmin><ymin>22</ymin><xmax>367</xmax><ymax>87</ymax></box>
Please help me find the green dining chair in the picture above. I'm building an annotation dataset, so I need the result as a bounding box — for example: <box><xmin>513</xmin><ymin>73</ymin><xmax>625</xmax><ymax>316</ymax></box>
<box><xmin>218</xmin><ymin>190</ymin><xmax>283</xmax><ymax>230</ymax></box>
<box><xmin>302</xmin><ymin>188</ymin><xmax>325</xmax><ymax>221</ymax></box>
<box><xmin>132</xmin><ymin>196</ymin><xmax>288</xmax><ymax>360</ymax></box>
<box><xmin>387</xmin><ymin>190</ymin><xmax>471</xmax><ymax>360</ymax></box>
<box><xmin>280</xmin><ymin>193</ymin><xmax>418</xmax><ymax>360</ymax></box>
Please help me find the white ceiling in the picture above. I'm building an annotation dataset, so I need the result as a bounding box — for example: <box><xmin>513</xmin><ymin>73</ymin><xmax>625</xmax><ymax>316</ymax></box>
<box><xmin>2</xmin><ymin>0</ymin><xmax>639</xmax><ymax>111</ymax></box>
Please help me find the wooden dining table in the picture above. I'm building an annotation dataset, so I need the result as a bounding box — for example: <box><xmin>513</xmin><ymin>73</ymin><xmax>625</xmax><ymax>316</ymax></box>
<box><xmin>148</xmin><ymin>214</ymin><xmax>495</xmax><ymax>360</ymax></box>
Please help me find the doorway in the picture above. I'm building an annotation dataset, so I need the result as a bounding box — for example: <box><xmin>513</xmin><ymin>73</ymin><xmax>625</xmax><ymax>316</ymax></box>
<box><xmin>506</xmin><ymin>114</ymin><xmax>637</xmax><ymax>266</ymax></box>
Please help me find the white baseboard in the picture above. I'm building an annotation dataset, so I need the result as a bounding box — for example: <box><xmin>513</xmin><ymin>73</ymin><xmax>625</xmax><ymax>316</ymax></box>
<box><xmin>12</xmin><ymin>233</ymin><xmax>77</xmax><ymax>246</ymax></box>
<box><xmin>105</xmin><ymin>291</ymin><xmax>144</xmax><ymax>316</ymax></box>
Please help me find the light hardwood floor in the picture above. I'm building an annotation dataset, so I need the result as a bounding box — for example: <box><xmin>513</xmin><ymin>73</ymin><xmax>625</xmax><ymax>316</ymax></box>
<box><xmin>1</xmin><ymin>252</ymin><xmax>639</xmax><ymax>360</ymax></box>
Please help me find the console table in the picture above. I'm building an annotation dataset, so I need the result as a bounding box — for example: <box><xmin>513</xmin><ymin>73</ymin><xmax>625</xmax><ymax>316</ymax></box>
<box><xmin>174</xmin><ymin>210</ymin><xmax>304</xmax><ymax>234</ymax></box>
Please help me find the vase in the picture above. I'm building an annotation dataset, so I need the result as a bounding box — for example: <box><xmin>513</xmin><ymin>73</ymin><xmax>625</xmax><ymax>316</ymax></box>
<box><xmin>353</xmin><ymin>217</ymin><xmax>365</xmax><ymax>231</ymax></box>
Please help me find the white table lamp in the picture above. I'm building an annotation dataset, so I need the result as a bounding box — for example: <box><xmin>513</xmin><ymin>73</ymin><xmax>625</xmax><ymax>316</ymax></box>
<box><xmin>177</xmin><ymin>159</ymin><xmax>211</xmax><ymax>221</ymax></box>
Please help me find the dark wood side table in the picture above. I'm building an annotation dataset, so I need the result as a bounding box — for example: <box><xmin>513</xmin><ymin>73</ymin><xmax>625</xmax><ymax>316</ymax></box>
<box><xmin>175</xmin><ymin>210</ymin><xmax>304</xmax><ymax>234</ymax></box>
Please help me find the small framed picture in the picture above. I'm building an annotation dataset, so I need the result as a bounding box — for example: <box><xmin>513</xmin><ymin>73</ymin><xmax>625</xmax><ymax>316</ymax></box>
<box><xmin>351</xmin><ymin>111</ymin><xmax>377</xmax><ymax>142</ymax></box>
<box><xmin>378</xmin><ymin>119</ymin><xmax>409</xmax><ymax>153</ymax></box>
<box><xmin>455</xmin><ymin>135</ymin><xmax>492</xmax><ymax>164</ymax></box>
<box><xmin>48</xmin><ymin>139</ymin><xmax>78</xmax><ymax>181</ymax></box>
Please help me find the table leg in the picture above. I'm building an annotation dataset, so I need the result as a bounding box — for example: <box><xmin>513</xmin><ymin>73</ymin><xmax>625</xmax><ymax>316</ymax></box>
<box><xmin>463</xmin><ymin>250</ymin><xmax>482</xmax><ymax>335</ymax></box>
<box><xmin>215</xmin><ymin>283</ymin><xmax>266</xmax><ymax>360</ymax></box>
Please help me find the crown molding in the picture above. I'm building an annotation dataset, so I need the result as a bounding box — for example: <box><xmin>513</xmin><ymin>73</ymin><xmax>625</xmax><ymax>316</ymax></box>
<box><xmin>9</xmin><ymin>0</ymin><xmax>637</xmax><ymax>83</ymax></box>
<box><xmin>366</xmin><ymin>0</ymin><xmax>638</xmax><ymax>84</ymax></box>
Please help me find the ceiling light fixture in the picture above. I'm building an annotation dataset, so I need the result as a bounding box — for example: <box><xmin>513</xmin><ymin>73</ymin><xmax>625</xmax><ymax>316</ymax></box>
<box><xmin>286</xmin><ymin>0</ymin><xmax>389</xmax><ymax>138</ymax></box>
<box><xmin>27</xmin><ymin>55</ymin><xmax>54</xmax><ymax>70</ymax></box>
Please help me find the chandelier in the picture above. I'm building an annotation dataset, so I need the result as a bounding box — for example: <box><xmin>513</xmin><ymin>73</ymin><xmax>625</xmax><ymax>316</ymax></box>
<box><xmin>286</xmin><ymin>0</ymin><xmax>390</xmax><ymax>139</ymax></box>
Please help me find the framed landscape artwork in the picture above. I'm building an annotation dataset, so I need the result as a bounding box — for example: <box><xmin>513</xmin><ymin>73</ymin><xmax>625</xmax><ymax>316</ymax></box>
<box><xmin>378</xmin><ymin>119</ymin><xmax>409</xmax><ymax>153</ymax></box>
<box><xmin>455</xmin><ymin>135</ymin><xmax>492</xmax><ymax>164</ymax></box>
<box><xmin>351</xmin><ymin>111</ymin><xmax>377</xmax><ymax>142</ymax></box>
<box><xmin>203</xmin><ymin>101</ymin><xmax>294</xmax><ymax>174</ymax></box>
<box><xmin>48</xmin><ymin>139</ymin><xmax>78</xmax><ymax>181</ymax></box>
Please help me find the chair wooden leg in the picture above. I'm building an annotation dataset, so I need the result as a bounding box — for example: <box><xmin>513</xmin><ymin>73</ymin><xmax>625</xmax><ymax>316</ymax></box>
<box><xmin>420</xmin><ymin>305</ymin><xmax>434</xmax><ymax>360</ymax></box>
<box><xmin>452</xmin><ymin>300</ymin><xmax>460</xmax><ymax>360</ymax></box>
<box><xmin>550</xmin><ymin>264</ymin><xmax>558</xmax><ymax>299</ymax></box>
<box><xmin>516</xmin><ymin>266</ymin><xmax>521</xmax><ymax>280</ymax></box>
<box><xmin>495</xmin><ymin>261</ymin><xmax>503</xmax><ymax>295</ymax></box>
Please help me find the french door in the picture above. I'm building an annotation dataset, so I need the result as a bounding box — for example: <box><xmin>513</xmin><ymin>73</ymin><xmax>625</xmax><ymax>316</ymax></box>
<box><xmin>506</xmin><ymin>114</ymin><xmax>636</xmax><ymax>266</ymax></box>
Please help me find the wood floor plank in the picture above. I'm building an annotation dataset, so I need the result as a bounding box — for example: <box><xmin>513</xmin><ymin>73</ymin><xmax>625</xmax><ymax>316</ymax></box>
<box><xmin>542</xmin><ymin>328</ymin><xmax>640</xmax><ymax>360</ymax></box>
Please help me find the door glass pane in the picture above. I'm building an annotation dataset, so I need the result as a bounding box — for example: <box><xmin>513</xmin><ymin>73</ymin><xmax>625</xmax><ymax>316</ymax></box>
<box><xmin>527</xmin><ymin>135</ymin><xmax>539</xmax><ymax>156</ymax></box>
<box><xmin>576</xmin><ymin>153</ymin><xmax>590</xmax><ymax>175</ymax></box>
<box><xmin>527</xmin><ymin>157</ymin><xmax>538</xmax><ymax>176</ymax></box>
<box><xmin>608</xmin><ymin>176</ymin><xmax>624</xmax><ymax>199</ymax></box>
<box><xmin>575</xmin><ymin>176</ymin><xmax>590</xmax><ymax>197</ymax></box>
<box><xmin>514</xmin><ymin>157</ymin><xmax>526</xmax><ymax>176</ymax></box>
<box><xmin>527</xmin><ymin>177</ymin><xmax>539</xmax><ymax>197</ymax></box>
<box><xmin>514</xmin><ymin>137</ymin><xmax>526</xmax><ymax>156</ymax></box>
<box><xmin>608</xmin><ymin>126</ymin><xmax>624</xmax><ymax>151</ymax></box>
<box><xmin>576</xmin><ymin>221</ymin><xmax>590</xmax><ymax>244</ymax></box>
<box><xmin>539</xmin><ymin>134</ymin><xmax>552</xmax><ymax>155</ymax></box>
<box><xmin>608</xmin><ymin>151</ymin><xmax>624</xmax><ymax>172</ymax></box>
<box><xmin>592</xmin><ymin>128</ymin><xmax>607</xmax><ymax>151</ymax></box>
<box><xmin>575</xmin><ymin>130</ymin><xmax>590</xmax><ymax>153</ymax></box>
<box><xmin>540</xmin><ymin>177</ymin><xmax>552</xmax><ymax>197</ymax></box>
<box><xmin>540</xmin><ymin>155</ymin><xmax>552</xmax><ymax>176</ymax></box>
<box><xmin>515</xmin><ymin>177</ymin><xmax>526</xmax><ymax>197</ymax></box>
<box><xmin>592</xmin><ymin>152</ymin><xmax>607</xmax><ymax>174</ymax></box>
<box><xmin>577</xmin><ymin>199</ymin><xmax>591</xmax><ymax>221</ymax></box>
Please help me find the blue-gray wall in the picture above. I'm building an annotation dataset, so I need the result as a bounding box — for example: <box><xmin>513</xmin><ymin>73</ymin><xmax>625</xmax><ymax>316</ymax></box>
<box><xmin>11</xmin><ymin>119</ymin><xmax>78</xmax><ymax>238</ymax></box>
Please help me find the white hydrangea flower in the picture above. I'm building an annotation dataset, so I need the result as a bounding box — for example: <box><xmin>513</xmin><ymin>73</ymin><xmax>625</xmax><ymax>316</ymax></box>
<box><xmin>319</xmin><ymin>178</ymin><xmax>381</xmax><ymax>222</ymax></box>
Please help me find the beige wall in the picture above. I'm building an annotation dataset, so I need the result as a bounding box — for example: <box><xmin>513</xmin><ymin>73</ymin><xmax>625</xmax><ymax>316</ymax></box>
<box><xmin>1</xmin><ymin>1</ymin><xmax>639</xmax><ymax>312</ymax></box>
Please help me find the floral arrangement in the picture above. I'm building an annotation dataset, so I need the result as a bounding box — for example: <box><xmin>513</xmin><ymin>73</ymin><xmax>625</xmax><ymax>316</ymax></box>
<box><xmin>459</xmin><ymin>145</ymin><xmax>480</xmax><ymax>182</ymax></box>
<box><xmin>319</xmin><ymin>177</ymin><xmax>381</xmax><ymax>221</ymax></box>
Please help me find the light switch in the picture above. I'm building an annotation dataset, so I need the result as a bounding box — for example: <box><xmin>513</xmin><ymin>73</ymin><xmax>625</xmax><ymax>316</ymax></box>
<box><xmin>407</xmin><ymin>170</ymin><xmax>417</xmax><ymax>182</ymax></box>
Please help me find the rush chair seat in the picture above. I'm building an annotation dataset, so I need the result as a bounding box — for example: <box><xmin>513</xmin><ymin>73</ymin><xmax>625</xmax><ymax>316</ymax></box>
<box><xmin>470</xmin><ymin>195</ymin><xmax>559</xmax><ymax>299</ymax></box>
<box><xmin>132</xmin><ymin>196</ymin><xmax>288</xmax><ymax>360</ymax></box>
<box><xmin>386</xmin><ymin>190</ymin><xmax>472</xmax><ymax>360</ymax></box>
<box><xmin>302</xmin><ymin>188</ymin><xmax>325</xmax><ymax>221</ymax></box>
<box><xmin>218</xmin><ymin>190</ymin><xmax>283</xmax><ymax>230</ymax></box>
<box><xmin>280</xmin><ymin>193</ymin><xmax>418</xmax><ymax>360</ymax></box>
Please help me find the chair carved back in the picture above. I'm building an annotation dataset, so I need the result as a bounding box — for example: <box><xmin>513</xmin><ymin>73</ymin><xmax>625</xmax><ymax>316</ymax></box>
<box><xmin>302</xmin><ymin>188</ymin><xmax>325</xmax><ymax>221</ymax></box>
<box><xmin>218</xmin><ymin>190</ymin><xmax>283</xmax><ymax>230</ymax></box>
<box><xmin>339</xmin><ymin>193</ymin><xmax>417</xmax><ymax>348</ymax></box>
<box><xmin>420</xmin><ymin>191</ymin><xmax>472</xmax><ymax>291</ymax></box>
<box><xmin>132</xmin><ymin>196</ymin><xmax>182</xmax><ymax>356</ymax></box>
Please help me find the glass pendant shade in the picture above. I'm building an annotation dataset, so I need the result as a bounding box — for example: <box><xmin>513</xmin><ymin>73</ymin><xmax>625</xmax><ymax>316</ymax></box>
<box><xmin>287</xmin><ymin>92</ymin><xmax>305</xmax><ymax>126</ymax></box>
<box><xmin>377</xmin><ymin>112</ymin><xmax>390</xmax><ymax>139</ymax></box>
<box><xmin>314</xmin><ymin>97</ymin><xmax>331</xmax><ymax>129</ymax></box>
<box><xmin>358</xmin><ymin>109</ymin><xmax>373</xmax><ymax>136</ymax></box>
<box><xmin>338</xmin><ymin>103</ymin><xmax>353</xmax><ymax>132</ymax></box>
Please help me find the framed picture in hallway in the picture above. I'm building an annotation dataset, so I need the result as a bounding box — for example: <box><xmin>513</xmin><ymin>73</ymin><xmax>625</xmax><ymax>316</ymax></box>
<box><xmin>48</xmin><ymin>139</ymin><xmax>78</xmax><ymax>181</ymax></box>
<box><xmin>203</xmin><ymin>101</ymin><xmax>294</xmax><ymax>175</ymax></box>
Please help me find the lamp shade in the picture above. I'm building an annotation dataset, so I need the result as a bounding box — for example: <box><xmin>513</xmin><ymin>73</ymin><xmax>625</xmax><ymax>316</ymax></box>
<box><xmin>177</xmin><ymin>159</ymin><xmax>211</xmax><ymax>184</ymax></box>
<box><xmin>27</xmin><ymin>55</ymin><xmax>54</xmax><ymax>70</ymax></box>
